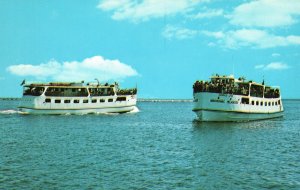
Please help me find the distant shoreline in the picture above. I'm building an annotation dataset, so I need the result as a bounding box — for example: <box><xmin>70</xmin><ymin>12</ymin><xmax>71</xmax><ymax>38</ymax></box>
<box><xmin>0</xmin><ymin>97</ymin><xmax>193</xmax><ymax>102</ymax></box>
<box><xmin>0</xmin><ymin>98</ymin><xmax>299</xmax><ymax>102</ymax></box>
<box><xmin>138</xmin><ymin>99</ymin><xmax>192</xmax><ymax>102</ymax></box>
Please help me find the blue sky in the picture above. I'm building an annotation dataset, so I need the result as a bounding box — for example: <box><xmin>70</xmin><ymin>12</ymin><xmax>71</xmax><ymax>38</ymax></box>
<box><xmin>0</xmin><ymin>0</ymin><xmax>299</xmax><ymax>98</ymax></box>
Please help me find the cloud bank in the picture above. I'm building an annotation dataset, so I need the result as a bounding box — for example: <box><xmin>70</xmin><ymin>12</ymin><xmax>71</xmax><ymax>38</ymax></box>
<box><xmin>98</xmin><ymin>0</ymin><xmax>207</xmax><ymax>22</ymax></box>
<box><xmin>98</xmin><ymin>0</ymin><xmax>300</xmax><ymax>50</ymax></box>
<box><xmin>255</xmin><ymin>62</ymin><xmax>290</xmax><ymax>70</ymax></box>
<box><xmin>7</xmin><ymin>56</ymin><xmax>138</xmax><ymax>82</ymax></box>
<box><xmin>162</xmin><ymin>25</ymin><xmax>198</xmax><ymax>40</ymax></box>
<box><xmin>192</xmin><ymin>8</ymin><xmax>223</xmax><ymax>19</ymax></box>
<box><xmin>229</xmin><ymin>0</ymin><xmax>300</xmax><ymax>27</ymax></box>
<box><xmin>202</xmin><ymin>29</ymin><xmax>300</xmax><ymax>49</ymax></box>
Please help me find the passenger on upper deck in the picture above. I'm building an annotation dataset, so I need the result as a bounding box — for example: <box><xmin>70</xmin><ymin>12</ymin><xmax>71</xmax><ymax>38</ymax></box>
<box><xmin>193</xmin><ymin>75</ymin><xmax>280</xmax><ymax>98</ymax></box>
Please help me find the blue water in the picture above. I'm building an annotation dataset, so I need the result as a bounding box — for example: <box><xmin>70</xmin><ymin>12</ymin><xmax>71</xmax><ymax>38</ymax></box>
<box><xmin>0</xmin><ymin>100</ymin><xmax>299</xmax><ymax>189</ymax></box>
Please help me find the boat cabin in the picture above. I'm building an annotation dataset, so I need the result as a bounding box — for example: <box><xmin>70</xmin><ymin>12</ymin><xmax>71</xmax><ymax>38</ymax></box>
<box><xmin>22</xmin><ymin>82</ymin><xmax>137</xmax><ymax>97</ymax></box>
<box><xmin>193</xmin><ymin>74</ymin><xmax>280</xmax><ymax>99</ymax></box>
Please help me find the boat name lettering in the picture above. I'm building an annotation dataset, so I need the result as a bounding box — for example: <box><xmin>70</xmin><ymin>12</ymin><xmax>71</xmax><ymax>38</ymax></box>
<box><xmin>227</xmin><ymin>100</ymin><xmax>238</xmax><ymax>104</ymax></box>
<box><xmin>210</xmin><ymin>99</ymin><xmax>224</xmax><ymax>103</ymax></box>
<box><xmin>219</xmin><ymin>93</ymin><xmax>233</xmax><ymax>97</ymax></box>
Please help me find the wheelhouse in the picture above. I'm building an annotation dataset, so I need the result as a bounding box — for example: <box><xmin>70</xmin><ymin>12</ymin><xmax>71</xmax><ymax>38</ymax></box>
<box><xmin>23</xmin><ymin>85</ymin><xmax>45</xmax><ymax>96</ymax></box>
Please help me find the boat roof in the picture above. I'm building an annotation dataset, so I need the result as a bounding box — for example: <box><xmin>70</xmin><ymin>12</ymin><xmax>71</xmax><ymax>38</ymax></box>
<box><xmin>210</xmin><ymin>74</ymin><xmax>234</xmax><ymax>79</ymax></box>
<box><xmin>24</xmin><ymin>82</ymin><xmax>116</xmax><ymax>88</ymax></box>
<box><xmin>198</xmin><ymin>74</ymin><xmax>280</xmax><ymax>89</ymax></box>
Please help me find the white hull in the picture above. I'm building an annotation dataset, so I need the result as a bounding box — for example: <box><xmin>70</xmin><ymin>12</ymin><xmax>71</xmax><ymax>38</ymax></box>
<box><xmin>18</xmin><ymin>95</ymin><xmax>137</xmax><ymax>115</ymax></box>
<box><xmin>194</xmin><ymin>109</ymin><xmax>283</xmax><ymax>122</ymax></box>
<box><xmin>19</xmin><ymin>105</ymin><xmax>136</xmax><ymax>115</ymax></box>
<box><xmin>193</xmin><ymin>92</ymin><xmax>283</xmax><ymax>122</ymax></box>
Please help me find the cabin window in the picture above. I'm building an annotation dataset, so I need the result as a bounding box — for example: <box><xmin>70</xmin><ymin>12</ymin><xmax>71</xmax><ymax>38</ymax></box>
<box><xmin>92</xmin><ymin>99</ymin><xmax>97</xmax><ymax>103</ymax></box>
<box><xmin>251</xmin><ymin>101</ymin><xmax>255</xmax><ymax>105</ymax></box>
<box><xmin>89</xmin><ymin>87</ymin><xmax>115</xmax><ymax>96</ymax></box>
<box><xmin>45</xmin><ymin>98</ymin><xmax>51</xmax><ymax>103</ymax></box>
<box><xmin>45</xmin><ymin>87</ymin><xmax>88</xmax><ymax>97</ymax></box>
<box><xmin>83</xmin><ymin>99</ymin><xmax>88</xmax><ymax>103</ymax></box>
<box><xmin>265</xmin><ymin>102</ymin><xmax>267</xmax><ymax>106</ymax></box>
<box><xmin>74</xmin><ymin>100</ymin><xmax>80</xmax><ymax>103</ymax></box>
<box><xmin>23</xmin><ymin>86</ymin><xmax>45</xmax><ymax>96</ymax></box>
<box><xmin>234</xmin><ymin>83</ymin><xmax>249</xmax><ymax>96</ymax></box>
<box><xmin>55</xmin><ymin>99</ymin><xmax>61</xmax><ymax>103</ymax></box>
<box><xmin>250</xmin><ymin>84</ymin><xmax>264</xmax><ymax>97</ymax></box>
<box><xmin>268</xmin><ymin>102</ymin><xmax>271</xmax><ymax>106</ymax></box>
<box><xmin>241</xmin><ymin>97</ymin><xmax>249</xmax><ymax>104</ymax></box>
<box><xmin>264</xmin><ymin>87</ymin><xmax>280</xmax><ymax>98</ymax></box>
<box><xmin>108</xmin><ymin>99</ymin><xmax>113</xmax><ymax>102</ymax></box>
<box><xmin>275</xmin><ymin>102</ymin><xmax>278</xmax><ymax>106</ymax></box>
<box><xmin>116</xmin><ymin>97</ymin><xmax>126</xmax><ymax>102</ymax></box>
<box><xmin>64</xmin><ymin>100</ymin><xmax>70</xmax><ymax>103</ymax></box>
<box><xmin>260</xmin><ymin>101</ymin><xmax>263</xmax><ymax>106</ymax></box>
<box><xmin>272</xmin><ymin>102</ymin><xmax>274</xmax><ymax>106</ymax></box>
<box><xmin>100</xmin><ymin>99</ymin><xmax>105</xmax><ymax>103</ymax></box>
<box><xmin>256</xmin><ymin>101</ymin><xmax>259</xmax><ymax>106</ymax></box>
<box><xmin>278</xmin><ymin>100</ymin><xmax>281</xmax><ymax>105</ymax></box>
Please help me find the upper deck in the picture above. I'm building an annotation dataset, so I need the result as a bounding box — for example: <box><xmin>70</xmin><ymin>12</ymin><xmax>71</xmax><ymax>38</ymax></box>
<box><xmin>22</xmin><ymin>81</ymin><xmax>137</xmax><ymax>97</ymax></box>
<box><xmin>193</xmin><ymin>74</ymin><xmax>280</xmax><ymax>99</ymax></box>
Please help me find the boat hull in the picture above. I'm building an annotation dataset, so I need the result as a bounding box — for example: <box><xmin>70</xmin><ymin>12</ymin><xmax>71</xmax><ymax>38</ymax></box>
<box><xmin>193</xmin><ymin>92</ymin><xmax>284</xmax><ymax>122</ymax></box>
<box><xmin>193</xmin><ymin>109</ymin><xmax>283</xmax><ymax>122</ymax></box>
<box><xmin>18</xmin><ymin>94</ymin><xmax>137</xmax><ymax>115</ymax></box>
<box><xmin>19</xmin><ymin>105</ymin><xmax>137</xmax><ymax>115</ymax></box>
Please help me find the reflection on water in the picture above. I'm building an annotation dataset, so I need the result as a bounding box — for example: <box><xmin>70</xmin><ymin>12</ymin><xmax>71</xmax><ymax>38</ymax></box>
<box><xmin>190</xmin><ymin>114</ymin><xmax>298</xmax><ymax>189</ymax></box>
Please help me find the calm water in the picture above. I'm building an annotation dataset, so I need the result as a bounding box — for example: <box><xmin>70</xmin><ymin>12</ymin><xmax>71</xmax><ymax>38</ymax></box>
<box><xmin>0</xmin><ymin>100</ymin><xmax>299</xmax><ymax>189</ymax></box>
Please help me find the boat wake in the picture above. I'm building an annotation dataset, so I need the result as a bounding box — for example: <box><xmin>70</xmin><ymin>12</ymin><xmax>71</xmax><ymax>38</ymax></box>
<box><xmin>0</xmin><ymin>107</ymin><xmax>140</xmax><ymax>116</ymax></box>
<box><xmin>129</xmin><ymin>106</ymin><xmax>140</xmax><ymax>113</ymax></box>
<box><xmin>0</xmin><ymin>109</ymin><xmax>25</xmax><ymax>115</ymax></box>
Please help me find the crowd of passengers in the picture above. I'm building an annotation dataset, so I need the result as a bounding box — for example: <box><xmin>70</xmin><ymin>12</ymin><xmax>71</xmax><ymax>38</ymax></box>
<box><xmin>24</xmin><ymin>86</ymin><xmax>137</xmax><ymax>97</ymax></box>
<box><xmin>117</xmin><ymin>88</ymin><xmax>137</xmax><ymax>95</ymax></box>
<box><xmin>193</xmin><ymin>78</ymin><xmax>280</xmax><ymax>98</ymax></box>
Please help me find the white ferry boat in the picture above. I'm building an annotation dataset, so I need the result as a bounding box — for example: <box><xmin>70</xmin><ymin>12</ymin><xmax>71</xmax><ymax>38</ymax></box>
<box><xmin>18</xmin><ymin>81</ymin><xmax>137</xmax><ymax>114</ymax></box>
<box><xmin>193</xmin><ymin>74</ymin><xmax>284</xmax><ymax>121</ymax></box>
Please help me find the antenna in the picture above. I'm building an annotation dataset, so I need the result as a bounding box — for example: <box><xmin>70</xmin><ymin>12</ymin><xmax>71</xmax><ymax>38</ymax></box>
<box><xmin>20</xmin><ymin>79</ymin><xmax>26</xmax><ymax>86</ymax></box>
<box><xmin>231</xmin><ymin>55</ymin><xmax>235</xmax><ymax>76</ymax></box>
<box><xmin>94</xmin><ymin>78</ymin><xmax>100</xmax><ymax>87</ymax></box>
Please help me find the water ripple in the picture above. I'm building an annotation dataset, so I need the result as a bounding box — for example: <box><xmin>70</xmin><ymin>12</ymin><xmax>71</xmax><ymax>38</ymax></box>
<box><xmin>0</xmin><ymin>100</ymin><xmax>299</xmax><ymax>189</ymax></box>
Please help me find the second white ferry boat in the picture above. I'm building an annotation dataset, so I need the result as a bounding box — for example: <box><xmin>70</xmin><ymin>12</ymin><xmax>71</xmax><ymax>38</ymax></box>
<box><xmin>193</xmin><ymin>74</ymin><xmax>284</xmax><ymax>121</ymax></box>
<box><xmin>18</xmin><ymin>81</ymin><xmax>137</xmax><ymax>114</ymax></box>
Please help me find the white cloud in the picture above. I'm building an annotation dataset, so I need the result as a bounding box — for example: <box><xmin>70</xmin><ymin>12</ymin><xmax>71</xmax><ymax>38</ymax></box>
<box><xmin>7</xmin><ymin>55</ymin><xmax>138</xmax><ymax>82</ymax></box>
<box><xmin>265</xmin><ymin>62</ymin><xmax>289</xmax><ymax>70</ymax></box>
<box><xmin>162</xmin><ymin>25</ymin><xmax>197</xmax><ymax>40</ymax></box>
<box><xmin>192</xmin><ymin>9</ymin><xmax>223</xmax><ymax>19</ymax></box>
<box><xmin>207</xmin><ymin>42</ymin><xmax>216</xmax><ymax>47</ymax></box>
<box><xmin>202</xmin><ymin>29</ymin><xmax>300</xmax><ymax>49</ymax></box>
<box><xmin>271</xmin><ymin>53</ymin><xmax>281</xmax><ymax>57</ymax></box>
<box><xmin>255</xmin><ymin>64</ymin><xmax>265</xmax><ymax>69</ymax></box>
<box><xmin>229</xmin><ymin>0</ymin><xmax>300</xmax><ymax>27</ymax></box>
<box><xmin>201</xmin><ymin>31</ymin><xmax>224</xmax><ymax>39</ymax></box>
<box><xmin>255</xmin><ymin>62</ymin><xmax>290</xmax><ymax>70</ymax></box>
<box><xmin>7</xmin><ymin>60</ymin><xmax>61</xmax><ymax>78</ymax></box>
<box><xmin>97</xmin><ymin>0</ymin><xmax>207</xmax><ymax>22</ymax></box>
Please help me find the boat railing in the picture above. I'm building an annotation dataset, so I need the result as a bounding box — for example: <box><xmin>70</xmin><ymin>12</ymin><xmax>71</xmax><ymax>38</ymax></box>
<box><xmin>117</xmin><ymin>88</ymin><xmax>137</xmax><ymax>95</ymax></box>
<box><xmin>193</xmin><ymin>79</ymin><xmax>280</xmax><ymax>98</ymax></box>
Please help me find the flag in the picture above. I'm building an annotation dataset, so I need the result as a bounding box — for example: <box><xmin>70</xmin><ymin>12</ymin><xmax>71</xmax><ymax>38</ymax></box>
<box><xmin>20</xmin><ymin>79</ymin><xmax>25</xmax><ymax>86</ymax></box>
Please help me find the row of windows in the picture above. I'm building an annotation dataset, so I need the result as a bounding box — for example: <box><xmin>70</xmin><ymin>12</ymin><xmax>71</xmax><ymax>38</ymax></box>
<box><xmin>248</xmin><ymin>100</ymin><xmax>280</xmax><ymax>106</ymax></box>
<box><xmin>45</xmin><ymin>97</ymin><xmax>126</xmax><ymax>104</ymax></box>
<box><xmin>240</xmin><ymin>98</ymin><xmax>281</xmax><ymax>106</ymax></box>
